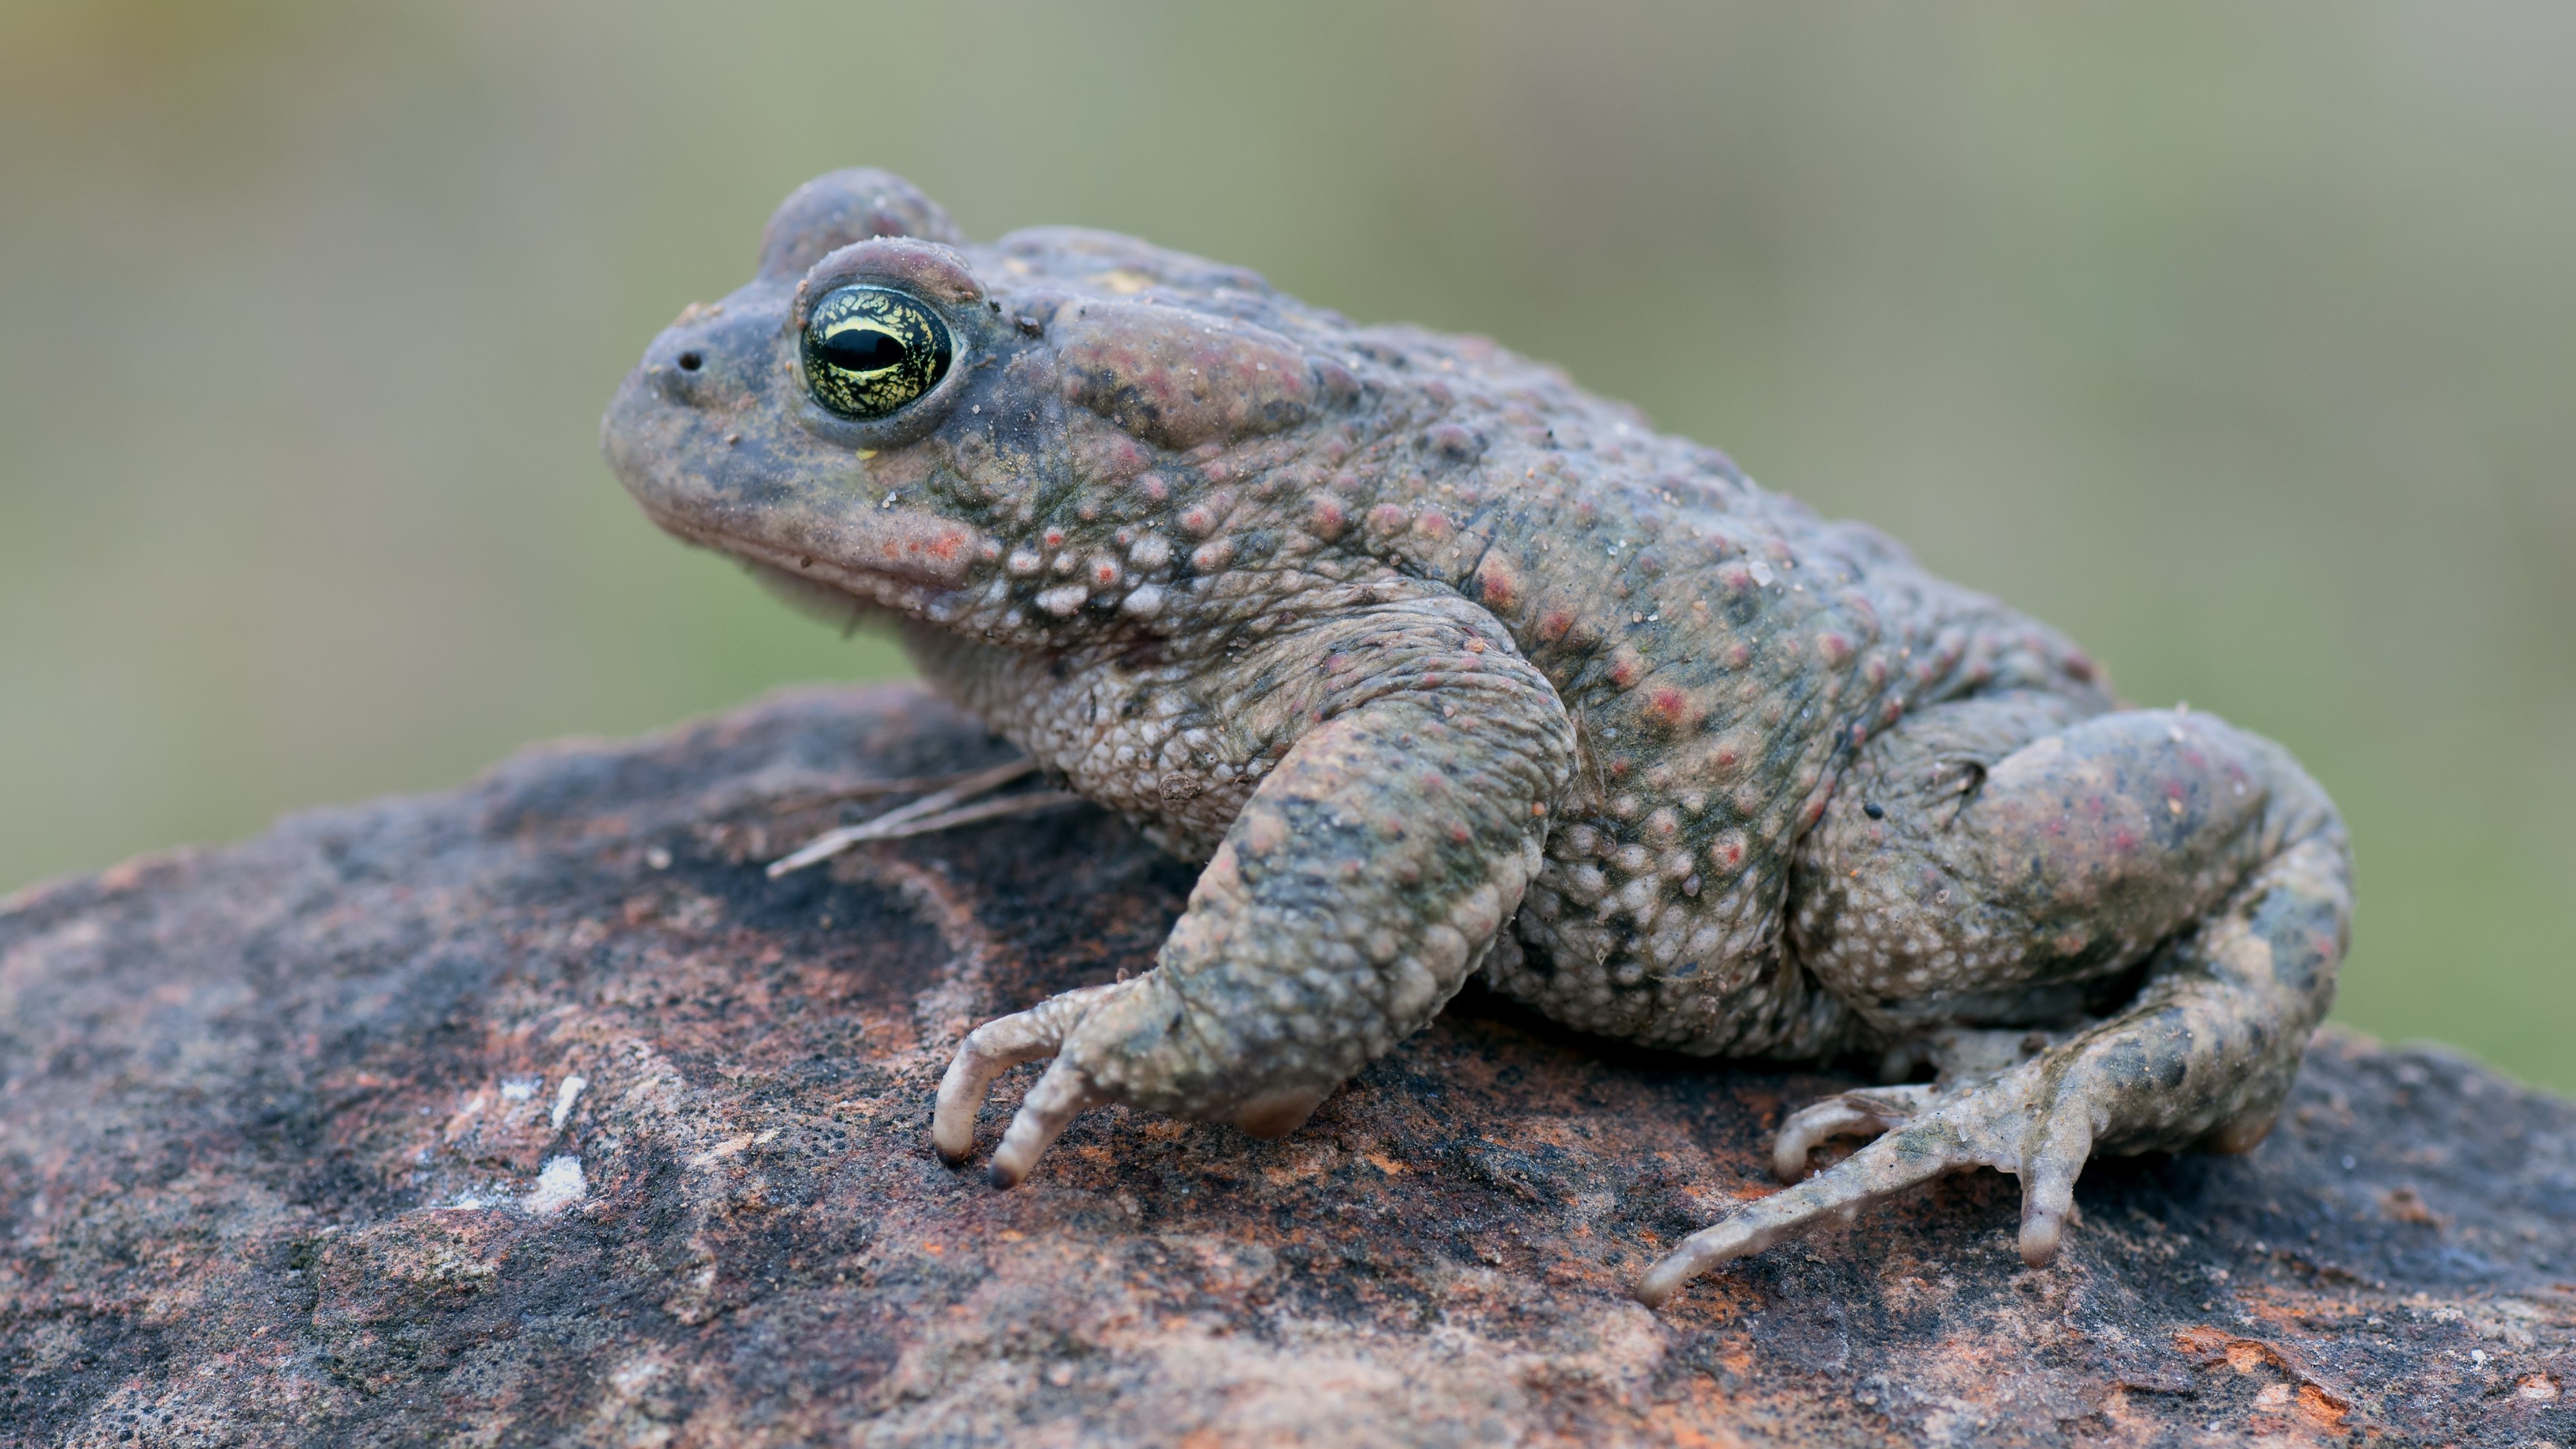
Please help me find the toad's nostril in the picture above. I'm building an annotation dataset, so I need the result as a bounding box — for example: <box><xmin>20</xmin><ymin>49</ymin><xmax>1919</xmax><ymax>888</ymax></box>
<box><xmin>676</xmin><ymin>351</ymin><xmax>703</xmax><ymax>372</ymax></box>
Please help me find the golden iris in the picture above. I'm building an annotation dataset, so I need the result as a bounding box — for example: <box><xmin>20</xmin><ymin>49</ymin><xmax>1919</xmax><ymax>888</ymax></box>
<box><xmin>802</xmin><ymin>285</ymin><xmax>953</xmax><ymax>420</ymax></box>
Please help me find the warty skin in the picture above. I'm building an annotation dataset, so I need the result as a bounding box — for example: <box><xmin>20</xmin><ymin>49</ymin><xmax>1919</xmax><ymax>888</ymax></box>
<box><xmin>602</xmin><ymin>170</ymin><xmax>2351</xmax><ymax>1306</ymax></box>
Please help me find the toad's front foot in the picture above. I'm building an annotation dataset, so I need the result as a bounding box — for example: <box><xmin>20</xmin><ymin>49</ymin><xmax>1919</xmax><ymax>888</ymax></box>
<box><xmin>932</xmin><ymin>972</ymin><xmax>1346</xmax><ymax>1187</ymax></box>
<box><xmin>932</xmin><ymin>978</ymin><xmax>1130</xmax><ymax>1184</ymax></box>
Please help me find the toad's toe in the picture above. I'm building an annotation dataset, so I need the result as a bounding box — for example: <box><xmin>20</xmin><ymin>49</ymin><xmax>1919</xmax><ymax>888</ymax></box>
<box><xmin>1771</xmin><ymin>1084</ymin><xmax>1938</xmax><ymax>1183</ymax></box>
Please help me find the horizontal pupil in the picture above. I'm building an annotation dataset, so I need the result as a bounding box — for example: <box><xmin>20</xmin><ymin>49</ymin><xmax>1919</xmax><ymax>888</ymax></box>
<box><xmin>819</xmin><ymin>327</ymin><xmax>908</xmax><ymax>373</ymax></box>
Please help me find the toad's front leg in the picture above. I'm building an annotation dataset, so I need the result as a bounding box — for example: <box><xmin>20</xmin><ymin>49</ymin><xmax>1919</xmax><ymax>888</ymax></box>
<box><xmin>1637</xmin><ymin>698</ymin><xmax>2350</xmax><ymax>1306</ymax></box>
<box><xmin>933</xmin><ymin>599</ymin><xmax>1576</xmax><ymax>1186</ymax></box>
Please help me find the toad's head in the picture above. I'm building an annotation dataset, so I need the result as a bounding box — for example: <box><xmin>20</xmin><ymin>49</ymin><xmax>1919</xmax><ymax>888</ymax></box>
<box><xmin>602</xmin><ymin>170</ymin><xmax>1365</xmax><ymax>641</ymax></box>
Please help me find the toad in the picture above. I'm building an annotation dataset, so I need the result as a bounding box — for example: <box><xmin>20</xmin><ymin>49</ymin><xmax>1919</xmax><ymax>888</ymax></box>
<box><xmin>602</xmin><ymin>171</ymin><xmax>2350</xmax><ymax>1307</ymax></box>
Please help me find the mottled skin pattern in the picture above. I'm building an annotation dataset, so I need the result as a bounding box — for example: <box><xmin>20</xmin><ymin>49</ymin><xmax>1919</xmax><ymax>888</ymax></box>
<box><xmin>602</xmin><ymin>171</ymin><xmax>2352</xmax><ymax>1305</ymax></box>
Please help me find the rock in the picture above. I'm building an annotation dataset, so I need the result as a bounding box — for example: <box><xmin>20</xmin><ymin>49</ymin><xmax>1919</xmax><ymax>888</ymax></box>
<box><xmin>3</xmin><ymin>684</ymin><xmax>2571</xmax><ymax>1448</ymax></box>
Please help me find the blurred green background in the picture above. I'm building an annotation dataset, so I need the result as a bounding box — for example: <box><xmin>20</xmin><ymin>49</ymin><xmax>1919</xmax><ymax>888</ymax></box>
<box><xmin>3</xmin><ymin>2</ymin><xmax>2568</xmax><ymax>1086</ymax></box>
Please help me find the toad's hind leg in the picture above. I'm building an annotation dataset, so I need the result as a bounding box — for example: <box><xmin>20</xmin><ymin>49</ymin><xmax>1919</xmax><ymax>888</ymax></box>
<box><xmin>1637</xmin><ymin>699</ymin><xmax>2349</xmax><ymax>1307</ymax></box>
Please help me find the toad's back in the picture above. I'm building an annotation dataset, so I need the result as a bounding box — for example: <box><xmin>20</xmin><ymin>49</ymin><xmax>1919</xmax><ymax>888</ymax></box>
<box><xmin>999</xmin><ymin>273</ymin><xmax>2122</xmax><ymax>1054</ymax></box>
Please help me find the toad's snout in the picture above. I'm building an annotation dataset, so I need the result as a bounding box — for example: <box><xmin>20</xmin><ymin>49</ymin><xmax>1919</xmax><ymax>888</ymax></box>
<box><xmin>627</xmin><ymin>300</ymin><xmax>775</xmax><ymax>414</ymax></box>
<box><xmin>600</xmin><ymin>298</ymin><xmax>779</xmax><ymax>519</ymax></box>
<box><xmin>601</xmin><ymin>310</ymin><xmax>980</xmax><ymax>614</ymax></box>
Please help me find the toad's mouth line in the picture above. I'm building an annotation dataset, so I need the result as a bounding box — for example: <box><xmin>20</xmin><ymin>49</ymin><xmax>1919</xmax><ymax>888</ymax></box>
<box><xmin>637</xmin><ymin>503</ymin><xmax>955</xmax><ymax>616</ymax></box>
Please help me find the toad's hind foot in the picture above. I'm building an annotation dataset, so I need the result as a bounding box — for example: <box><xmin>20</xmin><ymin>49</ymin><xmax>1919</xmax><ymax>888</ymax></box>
<box><xmin>1636</xmin><ymin>1052</ymin><xmax>2101</xmax><ymax>1308</ymax></box>
<box><xmin>1773</xmin><ymin>1024</ymin><xmax>2082</xmax><ymax>1182</ymax></box>
<box><xmin>1639</xmin><ymin>819</ymin><xmax>2343</xmax><ymax>1306</ymax></box>
<box><xmin>1635</xmin><ymin>704</ymin><xmax>2349</xmax><ymax>1310</ymax></box>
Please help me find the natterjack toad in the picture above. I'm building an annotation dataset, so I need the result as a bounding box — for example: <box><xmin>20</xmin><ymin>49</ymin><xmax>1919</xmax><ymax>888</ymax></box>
<box><xmin>602</xmin><ymin>172</ymin><xmax>2350</xmax><ymax>1307</ymax></box>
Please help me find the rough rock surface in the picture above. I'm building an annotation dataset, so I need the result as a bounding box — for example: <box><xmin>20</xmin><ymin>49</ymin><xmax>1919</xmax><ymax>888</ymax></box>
<box><xmin>2</xmin><ymin>685</ymin><xmax>2569</xmax><ymax>1448</ymax></box>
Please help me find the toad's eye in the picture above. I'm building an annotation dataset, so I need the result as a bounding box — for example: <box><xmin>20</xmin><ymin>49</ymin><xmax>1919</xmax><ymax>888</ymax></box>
<box><xmin>801</xmin><ymin>285</ymin><xmax>953</xmax><ymax>420</ymax></box>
